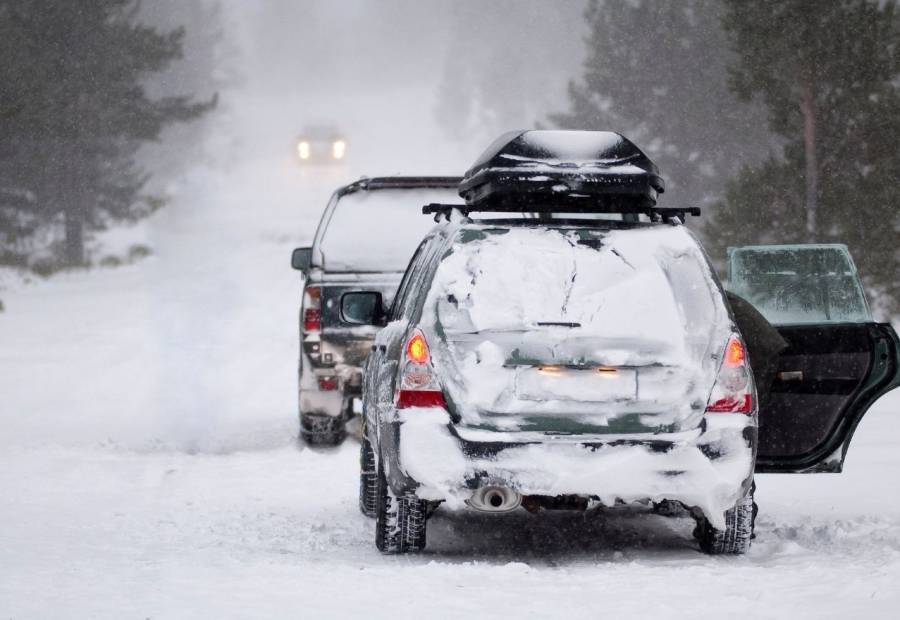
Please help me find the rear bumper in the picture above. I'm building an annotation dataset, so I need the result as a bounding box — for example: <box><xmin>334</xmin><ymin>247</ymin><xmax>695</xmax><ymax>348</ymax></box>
<box><xmin>383</xmin><ymin>410</ymin><xmax>756</xmax><ymax>527</ymax></box>
<box><xmin>299</xmin><ymin>389</ymin><xmax>345</xmax><ymax>419</ymax></box>
<box><xmin>298</xmin><ymin>361</ymin><xmax>363</xmax><ymax>419</ymax></box>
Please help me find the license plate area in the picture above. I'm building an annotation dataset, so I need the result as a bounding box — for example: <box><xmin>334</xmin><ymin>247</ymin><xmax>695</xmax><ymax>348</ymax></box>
<box><xmin>514</xmin><ymin>367</ymin><xmax>637</xmax><ymax>402</ymax></box>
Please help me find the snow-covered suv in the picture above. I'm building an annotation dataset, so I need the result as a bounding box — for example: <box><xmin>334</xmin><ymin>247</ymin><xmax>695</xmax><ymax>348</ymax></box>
<box><xmin>345</xmin><ymin>131</ymin><xmax>900</xmax><ymax>554</ymax></box>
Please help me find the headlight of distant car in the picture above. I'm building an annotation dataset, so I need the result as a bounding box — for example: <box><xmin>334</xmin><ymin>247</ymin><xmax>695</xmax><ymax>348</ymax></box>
<box><xmin>332</xmin><ymin>140</ymin><xmax>346</xmax><ymax>160</ymax></box>
<box><xmin>298</xmin><ymin>141</ymin><xmax>310</xmax><ymax>160</ymax></box>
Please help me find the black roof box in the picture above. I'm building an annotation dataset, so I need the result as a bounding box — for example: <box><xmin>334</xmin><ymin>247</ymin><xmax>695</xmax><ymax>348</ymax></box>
<box><xmin>458</xmin><ymin>130</ymin><xmax>664</xmax><ymax>211</ymax></box>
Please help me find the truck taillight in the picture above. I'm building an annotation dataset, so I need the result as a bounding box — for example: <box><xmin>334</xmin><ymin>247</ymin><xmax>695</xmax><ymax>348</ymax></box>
<box><xmin>397</xmin><ymin>329</ymin><xmax>446</xmax><ymax>409</ymax></box>
<box><xmin>304</xmin><ymin>309</ymin><xmax>321</xmax><ymax>332</ymax></box>
<box><xmin>706</xmin><ymin>334</ymin><xmax>754</xmax><ymax>414</ymax></box>
<box><xmin>317</xmin><ymin>375</ymin><xmax>338</xmax><ymax>391</ymax></box>
<box><xmin>302</xmin><ymin>286</ymin><xmax>321</xmax><ymax>332</ymax></box>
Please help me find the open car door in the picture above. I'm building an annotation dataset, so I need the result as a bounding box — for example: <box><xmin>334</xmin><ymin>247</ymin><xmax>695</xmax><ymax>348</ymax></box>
<box><xmin>728</xmin><ymin>244</ymin><xmax>900</xmax><ymax>473</ymax></box>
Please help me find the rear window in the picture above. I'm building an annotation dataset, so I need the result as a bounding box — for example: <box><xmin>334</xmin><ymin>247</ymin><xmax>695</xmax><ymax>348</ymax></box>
<box><xmin>428</xmin><ymin>225</ymin><xmax>725</xmax><ymax>366</ymax></box>
<box><xmin>318</xmin><ymin>187</ymin><xmax>463</xmax><ymax>272</ymax></box>
<box><xmin>727</xmin><ymin>245</ymin><xmax>871</xmax><ymax>325</ymax></box>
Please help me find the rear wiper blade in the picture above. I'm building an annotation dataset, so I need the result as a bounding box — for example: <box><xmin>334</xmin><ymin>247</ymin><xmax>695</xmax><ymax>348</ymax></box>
<box><xmin>535</xmin><ymin>321</ymin><xmax>581</xmax><ymax>328</ymax></box>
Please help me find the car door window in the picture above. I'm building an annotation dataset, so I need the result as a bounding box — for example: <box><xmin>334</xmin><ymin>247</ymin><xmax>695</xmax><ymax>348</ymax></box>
<box><xmin>396</xmin><ymin>234</ymin><xmax>447</xmax><ymax>322</ymax></box>
<box><xmin>727</xmin><ymin>244</ymin><xmax>871</xmax><ymax>325</ymax></box>
<box><xmin>391</xmin><ymin>238</ymin><xmax>431</xmax><ymax>320</ymax></box>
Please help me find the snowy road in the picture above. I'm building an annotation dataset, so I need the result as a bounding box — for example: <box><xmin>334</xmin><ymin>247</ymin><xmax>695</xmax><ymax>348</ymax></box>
<box><xmin>2</xmin><ymin>102</ymin><xmax>899</xmax><ymax>617</ymax></box>
<box><xmin>2</xmin><ymin>403</ymin><xmax>900</xmax><ymax>618</ymax></box>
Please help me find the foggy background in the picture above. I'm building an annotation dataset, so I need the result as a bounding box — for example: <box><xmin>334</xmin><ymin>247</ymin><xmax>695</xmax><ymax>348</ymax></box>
<box><xmin>141</xmin><ymin>1</ymin><xmax>590</xmax><ymax>199</ymax></box>
<box><xmin>6</xmin><ymin>0</ymin><xmax>899</xmax><ymax>308</ymax></box>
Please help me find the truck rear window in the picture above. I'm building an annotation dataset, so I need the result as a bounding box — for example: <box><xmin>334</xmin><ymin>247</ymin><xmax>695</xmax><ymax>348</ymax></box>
<box><xmin>318</xmin><ymin>188</ymin><xmax>462</xmax><ymax>272</ymax></box>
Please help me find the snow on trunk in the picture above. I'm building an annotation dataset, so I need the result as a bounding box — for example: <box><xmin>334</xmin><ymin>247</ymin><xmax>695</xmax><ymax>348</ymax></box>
<box><xmin>424</xmin><ymin>225</ymin><xmax>732</xmax><ymax>432</ymax></box>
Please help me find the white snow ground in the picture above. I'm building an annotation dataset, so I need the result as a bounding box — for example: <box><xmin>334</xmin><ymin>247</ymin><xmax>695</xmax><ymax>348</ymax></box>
<box><xmin>2</xmin><ymin>42</ymin><xmax>900</xmax><ymax>620</ymax></box>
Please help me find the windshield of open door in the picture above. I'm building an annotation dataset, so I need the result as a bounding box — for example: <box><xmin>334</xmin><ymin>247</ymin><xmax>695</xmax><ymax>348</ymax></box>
<box><xmin>728</xmin><ymin>244</ymin><xmax>872</xmax><ymax>325</ymax></box>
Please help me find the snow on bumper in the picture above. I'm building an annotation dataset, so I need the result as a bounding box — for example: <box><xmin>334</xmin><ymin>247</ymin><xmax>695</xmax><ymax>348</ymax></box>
<box><xmin>393</xmin><ymin>409</ymin><xmax>755</xmax><ymax>528</ymax></box>
<box><xmin>299</xmin><ymin>388</ymin><xmax>343</xmax><ymax>418</ymax></box>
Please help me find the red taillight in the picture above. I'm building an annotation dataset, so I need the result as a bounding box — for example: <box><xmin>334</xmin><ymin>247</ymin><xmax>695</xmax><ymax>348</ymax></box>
<box><xmin>397</xmin><ymin>389</ymin><xmax>446</xmax><ymax>408</ymax></box>
<box><xmin>397</xmin><ymin>329</ymin><xmax>445</xmax><ymax>409</ymax></box>
<box><xmin>302</xmin><ymin>286</ymin><xmax>321</xmax><ymax>332</ymax></box>
<box><xmin>406</xmin><ymin>333</ymin><xmax>429</xmax><ymax>364</ymax></box>
<box><xmin>706</xmin><ymin>394</ymin><xmax>753</xmax><ymax>413</ymax></box>
<box><xmin>304</xmin><ymin>308</ymin><xmax>321</xmax><ymax>332</ymax></box>
<box><xmin>317</xmin><ymin>375</ymin><xmax>338</xmax><ymax>391</ymax></box>
<box><xmin>706</xmin><ymin>334</ymin><xmax>754</xmax><ymax>415</ymax></box>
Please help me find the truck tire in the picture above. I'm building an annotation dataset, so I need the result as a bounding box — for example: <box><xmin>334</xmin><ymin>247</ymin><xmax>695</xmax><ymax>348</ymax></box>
<box><xmin>299</xmin><ymin>412</ymin><xmax>345</xmax><ymax>446</ymax></box>
<box><xmin>375</xmin><ymin>460</ymin><xmax>427</xmax><ymax>554</ymax></box>
<box><xmin>694</xmin><ymin>484</ymin><xmax>755</xmax><ymax>555</ymax></box>
<box><xmin>359</xmin><ymin>433</ymin><xmax>377</xmax><ymax>518</ymax></box>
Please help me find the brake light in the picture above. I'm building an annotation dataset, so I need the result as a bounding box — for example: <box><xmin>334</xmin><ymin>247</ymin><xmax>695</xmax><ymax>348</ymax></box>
<box><xmin>706</xmin><ymin>334</ymin><xmax>754</xmax><ymax>414</ymax></box>
<box><xmin>397</xmin><ymin>329</ymin><xmax>446</xmax><ymax>409</ymax></box>
<box><xmin>302</xmin><ymin>287</ymin><xmax>321</xmax><ymax>332</ymax></box>
<box><xmin>304</xmin><ymin>308</ymin><xmax>321</xmax><ymax>332</ymax></box>
<box><xmin>397</xmin><ymin>390</ymin><xmax>446</xmax><ymax>408</ymax></box>
<box><xmin>706</xmin><ymin>393</ymin><xmax>753</xmax><ymax>413</ymax></box>
<box><xmin>317</xmin><ymin>375</ymin><xmax>338</xmax><ymax>391</ymax></box>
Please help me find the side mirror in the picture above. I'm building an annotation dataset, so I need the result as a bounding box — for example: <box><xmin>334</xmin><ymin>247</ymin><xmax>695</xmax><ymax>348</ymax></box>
<box><xmin>341</xmin><ymin>291</ymin><xmax>386</xmax><ymax>326</ymax></box>
<box><xmin>291</xmin><ymin>247</ymin><xmax>312</xmax><ymax>272</ymax></box>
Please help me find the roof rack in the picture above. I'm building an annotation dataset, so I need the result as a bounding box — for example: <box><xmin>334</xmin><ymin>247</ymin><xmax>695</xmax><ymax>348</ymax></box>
<box><xmin>422</xmin><ymin>203</ymin><xmax>699</xmax><ymax>223</ymax></box>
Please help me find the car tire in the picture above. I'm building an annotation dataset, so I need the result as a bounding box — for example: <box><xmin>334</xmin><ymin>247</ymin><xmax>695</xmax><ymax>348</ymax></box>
<box><xmin>694</xmin><ymin>483</ymin><xmax>755</xmax><ymax>555</ymax></box>
<box><xmin>374</xmin><ymin>459</ymin><xmax>427</xmax><ymax>554</ymax></box>
<box><xmin>359</xmin><ymin>432</ymin><xmax>377</xmax><ymax>518</ymax></box>
<box><xmin>299</xmin><ymin>413</ymin><xmax>345</xmax><ymax>446</ymax></box>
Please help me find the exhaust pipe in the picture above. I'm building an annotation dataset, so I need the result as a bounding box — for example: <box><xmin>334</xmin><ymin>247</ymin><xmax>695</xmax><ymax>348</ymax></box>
<box><xmin>467</xmin><ymin>486</ymin><xmax>522</xmax><ymax>513</ymax></box>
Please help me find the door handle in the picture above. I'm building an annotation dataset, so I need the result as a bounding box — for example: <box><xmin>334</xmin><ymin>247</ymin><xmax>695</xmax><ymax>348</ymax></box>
<box><xmin>777</xmin><ymin>370</ymin><xmax>803</xmax><ymax>382</ymax></box>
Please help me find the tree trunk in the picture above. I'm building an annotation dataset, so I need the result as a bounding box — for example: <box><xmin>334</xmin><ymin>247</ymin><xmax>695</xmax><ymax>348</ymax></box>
<box><xmin>801</xmin><ymin>78</ymin><xmax>818</xmax><ymax>240</ymax></box>
<box><xmin>64</xmin><ymin>205</ymin><xmax>84</xmax><ymax>266</ymax></box>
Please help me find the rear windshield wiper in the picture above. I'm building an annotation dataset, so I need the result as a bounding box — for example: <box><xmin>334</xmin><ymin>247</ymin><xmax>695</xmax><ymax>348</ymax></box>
<box><xmin>535</xmin><ymin>321</ymin><xmax>581</xmax><ymax>328</ymax></box>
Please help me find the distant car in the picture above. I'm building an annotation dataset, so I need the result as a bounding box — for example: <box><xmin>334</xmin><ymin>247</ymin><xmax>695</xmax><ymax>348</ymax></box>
<box><xmin>346</xmin><ymin>130</ymin><xmax>900</xmax><ymax>555</ymax></box>
<box><xmin>296</xmin><ymin>125</ymin><xmax>347</xmax><ymax>164</ymax></box>
<box><xmin>290</xmin><ymin>176</ymin><xmax>463</xmax><ymax>445</ymax></box>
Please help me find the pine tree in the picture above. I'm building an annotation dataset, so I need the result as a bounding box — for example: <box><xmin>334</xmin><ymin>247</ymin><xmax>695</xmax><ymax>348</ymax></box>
<box><xmin>137</xmin><ymin>0</ymin><xmax>235</xmax><ymax>182</ymax></box>
<box><xmin>0</xmin><ymin>0</ymin><xmax>214</xmax><ymax>267</ymax></box>
<box><xmin>549</xmin><ymin>0</ymin><xmax>772</xmax><ymax>208</ymax></box>
<box><xmin>705</xmin><ymin>0</ymin><xmax>900</xmax><ymax>309</ymax></box>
